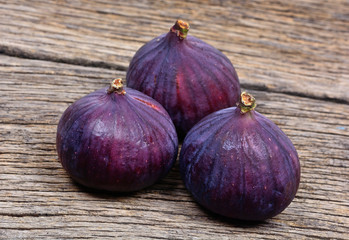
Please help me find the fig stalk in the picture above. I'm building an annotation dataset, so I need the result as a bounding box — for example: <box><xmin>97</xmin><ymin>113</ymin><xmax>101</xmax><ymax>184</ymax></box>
<box><xmin>239</xmin><ymin>92</ymin><xmax>257</xmax><ymax>113</ymax></box>
<box><xmin>108</xmin><ymin>78</ymin><xmax>126</xmax><ymax>95</ymax></box>
<box><xmin>170</xmin><ymin>20</ymin><xmax>190</xmax><ymax>39</ymax></box>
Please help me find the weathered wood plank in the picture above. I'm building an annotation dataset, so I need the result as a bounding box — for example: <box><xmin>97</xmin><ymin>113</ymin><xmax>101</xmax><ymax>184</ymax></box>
<box><xmin>0</xmin><ymin>0</ymin><xmax>348</xmax><ymax>102</ymax></box>
<box><xmin>0</xmin><ymin>56</ymin><xmax>348</xmax><ymax>239</ymax></box>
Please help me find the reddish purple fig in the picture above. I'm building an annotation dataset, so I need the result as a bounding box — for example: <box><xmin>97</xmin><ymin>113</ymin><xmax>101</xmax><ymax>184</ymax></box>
<box><xmin>127</xmin><ymin>20</ymin><xmax>241</xmax><ymax>137</ymax></box>
<box><xmin>179</xmin><ymin>92</ymin><xmax>300</xmax><ymax>221</ymax></box>
<box><xmin>56</xmin><ymin>79</ymin><xmax>178</xmax><ymax>192</ymax></box>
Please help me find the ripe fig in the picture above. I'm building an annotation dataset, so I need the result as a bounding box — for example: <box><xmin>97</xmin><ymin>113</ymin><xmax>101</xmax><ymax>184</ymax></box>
<box><xmin>179</xmin><ymin>92</ymin><xmax>300</xmax><ymax>221</ymax></box>
<box><xmin>127</xmin><ymin>20</ymin><xmax>241</xmax><ymax>137</ymax></box>
<box><xmin>56</xmin><ymin>79</ymin><xmax>178</xmax><ymax>192</ymax></box>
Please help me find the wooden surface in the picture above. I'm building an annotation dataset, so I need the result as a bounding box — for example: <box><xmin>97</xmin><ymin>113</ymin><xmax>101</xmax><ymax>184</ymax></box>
<box><xmin>0</xmin><ymin>0</ymin><xmax>348</xmax><ymax>239</ymax></box>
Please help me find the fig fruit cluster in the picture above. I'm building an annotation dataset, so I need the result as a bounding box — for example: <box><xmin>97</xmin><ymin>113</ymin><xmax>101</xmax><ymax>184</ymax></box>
<box><xmin>56</xmin><ymin>20</ymin><xmax>300</xmax><ymax>221</ymax></box>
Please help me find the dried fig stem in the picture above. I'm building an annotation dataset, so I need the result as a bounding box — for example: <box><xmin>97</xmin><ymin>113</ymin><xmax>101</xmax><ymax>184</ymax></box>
<box><xmin>170</xmin><ymin>20</ymin><xmax>190</xmax><ymax>39</ymax></box>
<box><xmin>108</xmin><ymin>78</ymin><xmax>126</xmax><ymax>95</ymax></box>
<box><xmin>239</xmin><ymin>92</ymin><xmax>256</xmax><ymax>113</ymax></box>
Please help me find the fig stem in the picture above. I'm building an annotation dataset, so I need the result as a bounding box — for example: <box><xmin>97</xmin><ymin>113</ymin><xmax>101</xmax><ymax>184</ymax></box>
<box><xmin>108</xmin><ymin>78</ymin><xmax>126</xmax><ymax>95</ymax></box>
<box><xmin>170</xmin><ymin>20</ymin><xmax>189</xmax><ymax>39</ymax></box>
<box><xmin>239</xmin><ymin>92</ymin><xmax>257</xmax><ymax>113</ymax></box>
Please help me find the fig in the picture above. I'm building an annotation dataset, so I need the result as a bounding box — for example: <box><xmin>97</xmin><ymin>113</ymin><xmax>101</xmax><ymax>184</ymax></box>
<box><xmin>127</xmin><ymin>20</ymin><xmax>241</xmax><ymax>136</ymax></box>
<box><xmin>179</xmin><ymin>92</ymin><xmax>300</xmax><ymax>221</ymax></box>
<box><xmin>56</xmin><ymin>79</ymin><xmax>178</xmax><ymax>192</ymax></box>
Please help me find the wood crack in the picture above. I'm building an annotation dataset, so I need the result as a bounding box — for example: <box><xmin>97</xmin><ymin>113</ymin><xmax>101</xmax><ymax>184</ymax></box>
<box><xmin>1</xmin><ymin>45</ymin><xmax>348</xmax><ymax>105</ymax></box>
<box><xmin>0</xmin><ymin>45</ymin><xmax>127</xmax><ymax>71</ymax></box>
<box><xmin>241</xmin><ymin>83</ymin><xmax>349</xmax><ymax>105</ymax></box>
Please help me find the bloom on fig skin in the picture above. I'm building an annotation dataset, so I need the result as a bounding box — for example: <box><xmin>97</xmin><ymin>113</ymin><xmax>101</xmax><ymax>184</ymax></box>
<box><xmin>56</xmin><ymin>79</ymin><xmax>178</xmax><ymax>192</ymax></box>
<box><xmin>127</xmin><ymin>20</ymin><xmax>241</xmax><ymax>137</ymax></box>
<box><xmin>179</xmin><ymin>92</ymin><xmax>300</xmax><ymax>221</ymax></box>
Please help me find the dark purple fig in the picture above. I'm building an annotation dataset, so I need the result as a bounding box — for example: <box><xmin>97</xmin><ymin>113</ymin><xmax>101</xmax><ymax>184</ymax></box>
<box><xmin>127</xmin><ymin>20</ymin><xmax>241</xmax><ymax>137</ymax></box>
<box><xmin>56</xmin><ymin>79</ymin><xmax>178</xmax><ymax>192</ymax></box>
<box><xmin>179</xmin><ymin>92</ymin><xmax>300</xmax><ymax>221</ymax></box>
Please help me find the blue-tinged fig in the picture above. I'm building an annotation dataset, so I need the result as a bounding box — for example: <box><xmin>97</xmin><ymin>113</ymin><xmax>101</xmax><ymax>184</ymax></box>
<box><xmin>179</xmin><ymin>92</ymin><xmax>300</xmax><ymax>221</ymax></box>
<box><xmin>56</xmin><ymin>79</ymin><xmax>178</xmax><ymax>192</ymax></box>
<box><xmin>127</xmin><ymin>20</ymin><xmax>240</xmax><ymax>137</ymax></box>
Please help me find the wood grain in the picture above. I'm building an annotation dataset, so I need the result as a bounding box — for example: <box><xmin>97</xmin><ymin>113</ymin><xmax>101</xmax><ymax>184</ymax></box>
<box><xmin>0</xmin><ymin>0</ymin><xmax>348</xmax><ymax>239</ymax></box>
<box><xmin>0</xmin><ymin>0</ymin><xmax>348</xmax><ymax>102</ymax></box>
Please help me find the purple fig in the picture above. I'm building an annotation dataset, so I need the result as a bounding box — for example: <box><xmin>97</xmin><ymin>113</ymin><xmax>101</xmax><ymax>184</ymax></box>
<box><xmin>56</xmin><ymin>79</ymin><xmax>178</xmax><ymax>192</ymax></box>
<box><xmin>127</xmin><ymin>20</ymin><xmax>241</xmax><ymax>137</ymax></box>
<box><xmin>179</xmin><ymin>92</ymin><xmax>300</xmax><ymax>221</ymax></box>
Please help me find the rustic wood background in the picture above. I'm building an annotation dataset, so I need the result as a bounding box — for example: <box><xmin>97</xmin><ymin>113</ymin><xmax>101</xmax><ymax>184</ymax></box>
<box><xmin>0</xmin><ymin>0</ymin><xmax>348</xmax><ymax>239</ymax></box>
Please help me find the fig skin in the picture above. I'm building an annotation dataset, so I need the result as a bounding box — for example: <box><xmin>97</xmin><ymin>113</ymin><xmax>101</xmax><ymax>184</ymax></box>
<box><xmin>127</xmin><ymin>20</ymin><xmax>241</xmax><ymax>136</ymax></box>
<box><xmin>179</xmin><ymin>93</ymin><xmax>300</xmax><ymax>221</ymax></box>
<box><xmin>56</xmin><ymin>79</ymin><xmax>178</xmax><ymax>192</ymax></box>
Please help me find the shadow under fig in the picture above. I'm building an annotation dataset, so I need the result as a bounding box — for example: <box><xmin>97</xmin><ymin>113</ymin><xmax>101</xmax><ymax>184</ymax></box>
<box><xmin>195</xmin><ymin>201</ymin><xmax>268</xmax><ymax>228</ymax></box>
<box><xmin>71</xmin><ymin>161</ymin><xmax>184</xmax><ymax>200</ymax></box>
<box><xmin>66</xmin><ymin>160</ymin><xmax>268</xmax><ymax>228</ymax></box>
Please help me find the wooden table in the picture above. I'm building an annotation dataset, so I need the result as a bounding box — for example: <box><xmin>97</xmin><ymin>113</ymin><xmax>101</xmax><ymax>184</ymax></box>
<box><xmin>1</xmin><ymin>1</ymin><xmax>348</xmax><ymax>239</ymax></box>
